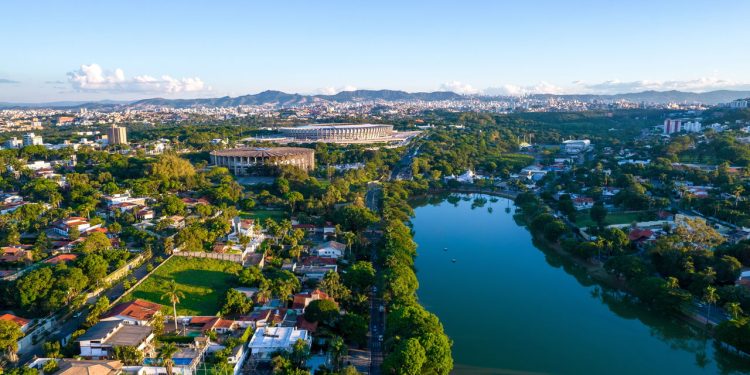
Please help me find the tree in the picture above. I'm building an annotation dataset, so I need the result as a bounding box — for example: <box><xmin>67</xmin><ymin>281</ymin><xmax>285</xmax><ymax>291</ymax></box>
<box><xmin>590</xmin><ymin>202</ymin><xmax>607</xmax><ymax>227</ymax></box>
<box><xmin>238</xmin><ymin>266</ymin><xmax>264</xmax><ymax>286</ymax></box>
<box><xmin>304</xmin><ymin>299</ymin><xmax>339</xmax><ymax>325</ymax></box>
<box><xmin>86</xmin><ymin>296</ymin><xmax>110</xmax><ymax>327</ymax></box>
<box><xmin>343</xmin><ymin>261</ymin><xmax>375</xmax><ymax>294</ymax></box>
<box><xmin>336</xmin><ymin>205</ymin><xmax>378</xmax><ymax>233</ymax></box>
<box><xmin>290</xmin><ymin>338</ymin><xmax>310</xmax><ymax>368</ymax></box>
<box><xmin>319</xmin><ymin>271</ymin><xmax>350</xmax><ymax>301</ymax></box>
<box><xmin>725</xmin><ymin>302</ymin><xmax>743</xmax><ymax>321</ymax></box>
<box><xmin>543</xmin><ymin>220</ymin><xmax>566</xmax><ymax>243</ymax></box>
<box><xmin>382</xmin><ymin>338</ymin><xmax>426</xmax><ymax>375</ymax></box>
<box><xmin>113</xmin><ymin>345</ymin><xmax>144</xmax><ymax>365</ymax></box>
<box><xmin>715</xmin><ymin>255</ymin><xmax>742</xmax><ymax>285</ymax></box>
<box><xmin>704</xmin><ymin>285</ymin><xmax>718</xmax><ymax>326</ymax></box>
<box><xmin>161</xmin><ymin>280</ymin><xmax>185</xmax><ymax>332</ymax></box>
<box><xmin>158</xmin><ymin>342</ymin><xmax>179</xmax><ymax>375</ymax></box>
<box><xmin>220</xmin><ymin>289</ymin><xmax>252</xmax><ymax>316</ymax></box>
<box><xmin>284</xmin><ymin>191</ymin><xmax>304</xmax><ymax>214</ymax></box>
<box><xmin>337</xmin><ymin>313</ymin><xmax>368</xmax><ymax>347</ymax></box>
<box><xmin>80</xmin><ymin>231</ymin><xmax>112</xmax><ymax>254</ymax></box>
<box><xmin>0</xmin><ymin>319</ymin><xmax>24</xmax><ymax>362</ymax></box>
<box><xmin>78</xmin><ymin>254</ymin><xmax>109</xmax><ymax>285</ymax></box>
<box><xmin>329</xmin><ymin>336</ymin><xmax>347</xmax><ymax>371</ymax></box>
<box><xmin>68</xmin><ymin>226</ymin><xmax>80</xmax><ymax>241</ymax></box>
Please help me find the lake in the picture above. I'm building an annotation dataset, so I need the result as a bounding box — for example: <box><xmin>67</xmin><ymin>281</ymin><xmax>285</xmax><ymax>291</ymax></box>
<box><xmin>411</xmin><ymin>194</ymin><xmax>749</xmax><ymax>375</ymax></box>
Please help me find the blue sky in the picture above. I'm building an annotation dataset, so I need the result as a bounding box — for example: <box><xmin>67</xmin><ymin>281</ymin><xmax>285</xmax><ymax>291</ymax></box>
<box><xmin>2</xmin><ymin>0</ymin><xmax>750</xmax><ymax>101</ymax></box>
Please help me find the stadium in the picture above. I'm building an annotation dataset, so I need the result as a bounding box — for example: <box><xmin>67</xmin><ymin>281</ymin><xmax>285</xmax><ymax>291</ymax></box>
<box><xmin>278</xmin><ymin>123</ymin><xmax>394</xmax><ymax>141</ymax></box>
<box><xmin>210</xmin><ymin>147</ymin><xmax>315</xmax><ymax>174</ymax></box>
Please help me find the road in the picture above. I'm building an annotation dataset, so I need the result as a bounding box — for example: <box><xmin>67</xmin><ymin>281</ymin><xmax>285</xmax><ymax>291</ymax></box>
<box><xmin>369</xmin><ymin>247</ymin><xmax>384</xmax><ymax>375</ymax></box>
<box><xmin>18</xmin><ymin>255</ymin><xmax>155</xmax><ymax>364</ymax></box>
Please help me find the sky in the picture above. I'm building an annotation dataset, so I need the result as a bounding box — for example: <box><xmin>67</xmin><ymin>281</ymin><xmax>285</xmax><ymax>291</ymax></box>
<box><xmin>2</xmin><ymin>0</ymin><xmax>750</xmax><ymax>102</ymax></box>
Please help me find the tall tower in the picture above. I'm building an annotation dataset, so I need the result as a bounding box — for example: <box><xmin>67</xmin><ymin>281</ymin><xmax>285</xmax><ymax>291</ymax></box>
<box><xmin>107</xmin><ymin>124</ymin><xmax>128</xmax><ymax>145</ymax></box>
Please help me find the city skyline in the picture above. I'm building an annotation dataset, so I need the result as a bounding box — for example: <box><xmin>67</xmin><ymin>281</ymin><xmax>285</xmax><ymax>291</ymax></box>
<box><xmin>3</xmin><ymin>0</ymin><xmax>750</xmax><ymax>102</ymax></box>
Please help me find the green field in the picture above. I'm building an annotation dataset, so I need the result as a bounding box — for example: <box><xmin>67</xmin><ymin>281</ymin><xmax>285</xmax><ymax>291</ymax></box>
<box><xmin>240</xmin><ymin>209</ymin><xmax>287</xmax><ymax>222</ymax></box>
<box><xmin>575</xmin><ymin>211</ymin><xmax>644</xmax><ymax>228</ymax></box>
<box><xmin>129</xmin><ymin>257</ymin><xmax>241</xmax><ymax>316</ymax></box>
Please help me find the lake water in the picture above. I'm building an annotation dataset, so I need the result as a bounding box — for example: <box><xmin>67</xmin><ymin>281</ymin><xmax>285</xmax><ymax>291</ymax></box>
<box><xmin>411</xmin><ymin>195</ymin><xmax>749</xmax><ymax>375</ymax></box>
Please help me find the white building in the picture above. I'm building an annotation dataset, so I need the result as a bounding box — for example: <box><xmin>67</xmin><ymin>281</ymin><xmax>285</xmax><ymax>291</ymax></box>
<box><xmin>562</xmin><ymin>139</ymin><xmax>591</xmax><ymax>154</ymax></box>
<box><xmin>730</xmin><ymin>99</ymin><xmax>749</xmax><ymax>109</ymax></box>
<box><xmin>23</xmin><ymin>132</ymin><xmax>44</xmax><ymax>146</ymax></box>
<box><xmin>311</xmin><ymin>241</ymin><xmax>346</xmax><ymax>259</ymax></box>
<box><xmin>248</xmin><ymin>327</ymin><xmax>310</xmax><ymax>361</ymax></box>
<box><xmin>663</xmin><ymin>119</ymin><xmax>682</xmax><ymax>135</ymax></box>
<box><xmin>4</xmin><ymin>137</ymin><xmax>22</xmax><ymax>149</ymax></box>
<box><xmin>682</xmin><ymin>121</ymin><xmax>702</xmax><ymax>133</ymax></box>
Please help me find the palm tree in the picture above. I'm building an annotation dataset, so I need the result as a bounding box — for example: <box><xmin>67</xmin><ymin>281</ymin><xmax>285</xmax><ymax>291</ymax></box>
<box><xmin>666</xmin><ymin>277</ymin><xmax>680</xmax><ymax>289</ymax></box>
<box><xmin>158</xmin><ymin>342</ymin><xmax>179</xmax><ymax>375</ymax></box>
<box><xmin>703</xmin><ymin>285</ymin><xmax>718</xmax><ymax>327</ymax></box>
<box><xmin>734</xmin><ymin>185</ymin><xmax>745</xmax><ymax>208</ymax></box>
<box><xmin>161</xmin><ymin>280</ymin><xmax>185</xmax><ymax>332</ymax></box>
<box><xmin>725</xmin><ymin>302</ymin><xmax>743</xmax><ymax>321</ymax></box>
<box><xmin>256</xmin><ymin>279</ymin><xmax>273</xmax><ymax>304</ymax></box>
<box><xmin>329</xmin><ymin>336</ymin><xmax>347</xmax><ymax>371</ymax></box>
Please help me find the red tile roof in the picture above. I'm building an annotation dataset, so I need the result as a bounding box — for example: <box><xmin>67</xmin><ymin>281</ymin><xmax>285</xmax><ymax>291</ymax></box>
<box><xmin>0</xmin><ymin>313</ymin><xmax>30</xmax><ymax>327</ymax></box>
<box><xmin>104</xmin><ymin>299</ymin><xmax>162</xmax><ymax>321</ymax></box>
<box><xmin>44</xmin><ymin>254</ymin><xmax>79</xmax><ymax>264</ymax></box>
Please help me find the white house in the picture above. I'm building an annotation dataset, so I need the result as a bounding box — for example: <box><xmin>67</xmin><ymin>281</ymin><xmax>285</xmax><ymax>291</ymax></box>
<box><xmin>248</xmin><ymin>326</ymin><xmax>310</xmax><ymax>361</ymax></box>
<box><xmin>311</xmin><ymin>241</ymin><xmax>345</xmax><ymax>259</ymax></box>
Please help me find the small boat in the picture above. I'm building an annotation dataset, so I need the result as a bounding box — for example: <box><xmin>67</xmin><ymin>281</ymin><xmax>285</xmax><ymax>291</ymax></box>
<box><xmin>452</xmin><ymin>258</ymin><xmax>456</xmax><ymax>263</ymax></box>
<box><xmin>443</xmin><ymin>247</ymin><xmax>448</xmax><ymax>251</ymax></box>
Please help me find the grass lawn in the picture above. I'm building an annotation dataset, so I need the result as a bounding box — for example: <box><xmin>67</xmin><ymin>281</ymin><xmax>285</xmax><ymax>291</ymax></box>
<box><xmin>129</xmin><ymin>256</ymin><xmax>241</xmax><ymax>316</ymax></box>
<box><xmin>240</xmin><ymin>209</ymin><xmax>287</xmax><ymax>222</ymax></box>
<box><xmin>576</xmin><ymin>211</ymin><xmax>645</xmax><ymax>228</ymax></box>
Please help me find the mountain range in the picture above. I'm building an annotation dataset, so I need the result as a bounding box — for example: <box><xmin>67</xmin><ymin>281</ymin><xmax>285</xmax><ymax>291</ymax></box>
<box><xmin>1</xmin><ymin>89</ymin><xmax>749</xmax><ymax>109</ymax></box>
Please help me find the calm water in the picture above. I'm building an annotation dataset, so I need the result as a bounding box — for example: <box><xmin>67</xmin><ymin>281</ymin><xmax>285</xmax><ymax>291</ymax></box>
<box><xmin>411</xmin><ymin>195</ymin><xmax>750</xmax><ymax>375</ymax></box>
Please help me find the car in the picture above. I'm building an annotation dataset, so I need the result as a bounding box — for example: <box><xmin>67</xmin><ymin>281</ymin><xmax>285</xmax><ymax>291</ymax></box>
<box><xmin>378</xmin><ymin>335</ymin><xmax>383</xmax><ymax>342</ymax></box>
<box><xmin>378</xmin><ymin>305</ymin><xmax>385</xmax><ymax>313</ymax></box>
<box><xmin>73</xmin><ymin>312</ymin><xmax>83</xmax><ymax>318</ymax></box>
<box><xmin>372</xmin><ymin>286</ymin><xmax>377</xmax><ymax>293</ymax></box>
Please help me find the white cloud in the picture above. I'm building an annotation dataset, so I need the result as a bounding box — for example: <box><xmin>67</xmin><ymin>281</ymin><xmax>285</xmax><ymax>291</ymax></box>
<box><xmin>439</xmin><ymin>81</ymin><xmax>479</xmax><ymax>95</ymax></box>
<box><xmin>480</xmin><ymin>77</ymin><xmax>750</xmax><ymax>96</ymax></box>
<box><xmin>67</xmin><ymin>64</ymin><xmax>208</xmax><ymax>94</ymax></box>
<box><xmin>570</xmin><ymin>78</ymin><xmax>750</xmax><ymax>94</ymax></box>
<box><xmin>484</xmin><ymin>81</ymin><xmax>565</xmax><ymax>96</ymax></box>
<box><xmin>315</xmin><ymin>85</ymin><xmax>358</xmax><ymax>95</ymax></box>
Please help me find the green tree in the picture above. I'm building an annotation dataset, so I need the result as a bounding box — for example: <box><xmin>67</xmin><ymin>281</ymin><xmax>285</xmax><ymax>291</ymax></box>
<box><xmin>80</xmin><ymin>231</ymin><xmax>112</xmax><ymax>254</ymax></box>
<box><xmin>343</xmin><ymin>261</ymin><xmax>375</xmax><ymax>294</ymax></box>
<box><xmin>113</xmin><ymin>345</ymin><xmax>144</xmax><ymax>365</ymax></box>
<box><xmin>158</xmin><ymin>342</ymin><xmax>179</xmax><ymax>375</ymax></box>
<box><xmin>0</xmin><ymin>319</ymin><xmax>24</xmax><ymax>362</ymax></box>
<box><xmin>304</xmin><ymin>299</ymin><xmax>339</xmax><ymax>325</ymax></box>
<box><xmin>382</xmin><ymin>338</ymin><xmax>426</xmax><ymax>375</ymax></box>
<box><xmin>220</xmin><ymin>289</ymin><xmax>252</xmax><ymax>316</ymax></box>
<box><xmin>329</xmin><ymin>336</ymin><xmax>347</xmax><ymax>371</ymax></box>
<box><xmin>161</xmin><ymin>280</ymin><xmax>185</xmax><ymax>332</ymax></box>
<box><xmin>590</xmin><ymin>202</ymin><xmax>608</xmax><ymax>227</ymax></box>
<box><xmin>319</xmin><ymin>271</ymin><xmax>351</xmax><ymax>301</ymax></box>
<box><xmin>86</xmin><ymin>296</ymin><xmax>110</xmax><ymax>327</ymax></box>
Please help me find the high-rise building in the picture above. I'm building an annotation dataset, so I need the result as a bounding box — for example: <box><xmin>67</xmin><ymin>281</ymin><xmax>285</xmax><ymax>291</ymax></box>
<box><xmin>22</xmin><ymin>132</ymin><xmax>43</xmax><ymax>146</ymax></box>
<box><xmin>5</xmin><ymin>137</ymin><xmax>22</xmax><ymax>149</ymax></box>
<box><xmin>663</xmin><ymin>119</ymin><xmax>682</xmax><ymax>135</ymax></box>
<box><xmin>107</xmin><ymin>124</ymin><xmax>127</xmax><ymax>145</ymax></box>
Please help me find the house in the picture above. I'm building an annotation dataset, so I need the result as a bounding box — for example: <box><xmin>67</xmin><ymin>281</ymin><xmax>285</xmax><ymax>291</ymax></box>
<box><xmin>293</xmin><ymin>264</ymin><xmax>337</xmax><ymax>281</ymax></box>
<box><xmin>291</xmin><ymin>290</ymin><xmax>336</xmax><ymax>312</ymax></box>
<box><xmin>247</xmin><ymin>326</ymin><xmax>310</xmax><ymax>361</ymax></box>
<box><xmin>135</xmin><ymin>208</ymin><xmax>154</xmax><ymax>221</ymax></box>
<box><xmin>0</xmin><ymin>246</ymin><xmax>33</xmax><ymax>263</ymax></box>
<box><xmin>77</xmin><ymin>320</ymin><xmax>154</xmax><ymax>359</ymax></box>
<box><xmin>55</xmin><ymin>359</ymin><xmax>123</xmax><ymax>375</ymax></box>
<box><xmin>185</xmin><ymin>316</ymin><xmax>238</xmax><ymax>334</ymax></box>
<box><xmin>52</xmin><ymin>217</ymin><xmax>100</xmax><ymax>238</ymax></box>
<box><xmin>102</xmin><ymin>299</ymin><xmax>162</xmax><ymax>326</ymax></box>
<box><xmin>165</xmin><ymin>215</ymin><xmax>185</xmax><ymax>229</ymax></box>
<box><xmin>572</xmin><ymin>197</ymin><xmax>595</xmax><ymax>210</ymax></box>
<box><xmin>310</xmin><ymin>241</ymin><xmax>345</xmax><ymax>259</ymax></box>
<box><xmin>44</xmin><ymin>253</ymin><xmax>79</xmax><ymax>265</ymax></box>
<box><xmin>628</xmin><ymin>228</ymin><xmax>655</xmax><ymax>245</ymax></box>
<box><xmin>228</xmin><ymin>217</ymin><xmax>255</xmax><ymax>242</ymax></box>
<box><xmin>0</xmin><ymin>313</ymin><xmax>31</xmax><ymax>333</ymax></box>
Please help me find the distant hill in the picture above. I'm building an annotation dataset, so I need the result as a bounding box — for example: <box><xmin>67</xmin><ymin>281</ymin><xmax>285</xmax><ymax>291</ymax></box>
<box><xmin>526</xmin><ymin>90</ymin><xmax>750</xmax><ymax>105</ymax></box>
<box><xmin>127</xmin><ymin>89</ymin><xmax>463</xmax><ymax>109</ymax></box>
<box><xmin>1</xmin><ymin>89</ymin><xmax>749</xmax><ymax>109</ymax></box>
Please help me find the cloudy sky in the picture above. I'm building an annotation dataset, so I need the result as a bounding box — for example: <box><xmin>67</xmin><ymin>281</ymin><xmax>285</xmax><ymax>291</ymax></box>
<box><xmin>2</xmin><ymin>0</ymin><xmax>750</xmax><ymax>102</ymax></box>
